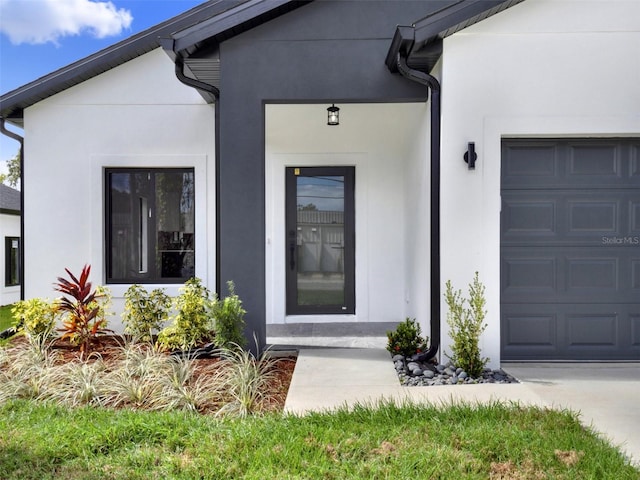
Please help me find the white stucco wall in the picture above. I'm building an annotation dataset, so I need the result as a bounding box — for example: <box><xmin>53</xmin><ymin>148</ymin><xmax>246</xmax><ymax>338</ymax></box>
<box><xmin>403</xmin><ymin>102</ymin><xmax>431</xmax><ymax>328</ymax></box>
<box><xmin>440</xmin><ymin>0</ymin><xmax>640</xmax><ymax>367</ymax></box>
<box><xmin>265</xmin><ymin>103</ymin><xmax>426</xmax><ymax>324</ymax></box>
<box><xmin>23</xmin><ymin>48</ymin><xmax>216</xmax><ymax>321</ymax></box>
<box><xmin>0</xmin><ymin>212</ymin><xmax>20</xmax><ymax>305</ymax></box>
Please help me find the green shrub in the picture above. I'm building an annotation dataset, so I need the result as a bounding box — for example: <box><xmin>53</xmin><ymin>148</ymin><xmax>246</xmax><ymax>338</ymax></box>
<box><xmin>212</xmin><ymin>281</ymin><xmax>247</xmax><ymax>349</ymax></box>
<box><xmin>11</xmin><ymin>298</ymin><xmax>58</xmax><ymax>339</ymax></box>
<box><xmin>386</xmin><ymin>318</ymin><xmax>428</xmax><ymax>357</ymax></box>
<box><xmin>444</xmin><ymin>272</ymin><xmax>488</xmax><ymax>377</ymax></box>
<box><xmin>157</xmin><ymin>278</ymin><xmax>215</xmax><ymax>351</ymax></box>
<box><xmin>122</xmin><ymin>284</ymin><xmax>171</xmax><ymax>342</ymax></box>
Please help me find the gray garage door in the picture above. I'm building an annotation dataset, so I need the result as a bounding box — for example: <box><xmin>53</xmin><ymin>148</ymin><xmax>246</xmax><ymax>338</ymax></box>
<box><xmin>501</xmin><ymin>138</ymin><xmax>640</xmax><ymax>360</ymax></box>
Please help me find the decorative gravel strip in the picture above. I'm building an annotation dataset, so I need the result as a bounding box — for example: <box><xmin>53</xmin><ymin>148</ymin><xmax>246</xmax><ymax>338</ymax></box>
<box><xmin>392</xmin><ymin>354</ymin><xmax>519</xmax><ymax>387</ymax></box>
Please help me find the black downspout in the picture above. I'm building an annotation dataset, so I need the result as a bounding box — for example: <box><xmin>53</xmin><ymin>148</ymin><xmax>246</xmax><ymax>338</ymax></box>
<box><xmin>174</xmin><ymin>56</ymin><xmax>220</xmax><ymax>100</ymax></box>
<box><xmin>169</xmin><ymin>50</ymin><xmax>222</xmax><ymax>296</ymax></box>
<box><xmin>395</xmin><ymin>53</ymin><xmax>441</xmax><ymax>363</ymax></box>
<box><xmin>0</xmin><ymin>117</ymin><xmax>25</xmax><ymax>301</ymax></box>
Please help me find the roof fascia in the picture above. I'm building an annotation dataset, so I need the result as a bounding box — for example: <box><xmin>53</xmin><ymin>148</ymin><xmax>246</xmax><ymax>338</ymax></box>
<box><xmin>412</xmin><ymin>0</ymin><xmax>524</xmax><ymax>49</ymax></box>
<box><xmin>384</xmin><ymin>26</ymin><xmax>416</xmax><ymax>72</ymax></box>
<box><xmin>386</xmin><ymin>0</ymin><xmax>524</xmax><ymax>74</ymax></box>
<box><xmin>0</xmin><ymin>1</ymin><xmax>239</xmax><ymax>123</ymax></box>
<box><xmin>172</xmin><ymin>0</ymin><xmax>302</xmax><ymax>54</ymax></box>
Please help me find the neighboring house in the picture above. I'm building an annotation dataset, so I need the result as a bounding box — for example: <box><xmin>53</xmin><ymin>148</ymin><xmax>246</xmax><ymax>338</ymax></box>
<box><xmin>0</xmin><ymin>0</ymin><xmax>638</xmax><ymax>365</ymax></box>
<box><xmin>0</xmin><ymin>184</ymin><xmax>20</xmax><ymax>306</ymax></box>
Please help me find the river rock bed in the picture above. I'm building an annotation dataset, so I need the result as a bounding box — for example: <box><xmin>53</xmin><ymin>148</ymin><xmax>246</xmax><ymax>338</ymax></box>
<box><xmin>392</xmin><ymin>354</ymin><xmax>519</xmax><ymax>386</ymax></box>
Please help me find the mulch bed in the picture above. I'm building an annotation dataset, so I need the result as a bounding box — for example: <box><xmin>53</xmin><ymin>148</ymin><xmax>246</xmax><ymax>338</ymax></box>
<box><xmin>8</xmin><ymin>335</ymin><xmax>297</xmax><ymax>413</ymax></box>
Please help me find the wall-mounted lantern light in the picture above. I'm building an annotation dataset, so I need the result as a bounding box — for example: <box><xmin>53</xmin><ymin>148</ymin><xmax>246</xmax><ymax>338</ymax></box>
<box><xmin>464</xmin><ymin>142</ymin><xmax>477</xmax><ymax>170</ymax></box>
<box><xmin>327</xmin><ymin>104</ymin><xmax>340</xmax><ymax>126</ymax></box>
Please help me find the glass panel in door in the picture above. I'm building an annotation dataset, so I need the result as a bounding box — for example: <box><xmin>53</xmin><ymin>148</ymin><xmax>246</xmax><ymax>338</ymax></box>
<box><xmin>285</xmin><ymin>167</ymin><xmax>355</xmax><ymax>315</ymax></box>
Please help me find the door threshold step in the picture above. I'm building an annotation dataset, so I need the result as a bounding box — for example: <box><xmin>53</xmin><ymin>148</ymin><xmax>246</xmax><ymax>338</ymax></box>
<box><xmin>267</xmin><ymin>322</ymin><xmax>400</xmax><ymax>338</ymax></box>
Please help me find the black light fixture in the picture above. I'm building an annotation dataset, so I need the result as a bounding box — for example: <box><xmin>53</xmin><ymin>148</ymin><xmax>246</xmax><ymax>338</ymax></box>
<box><xmin>327</xmin><ymin>104</ymin><xmax>340</xmax><ymax>126</ymax></box>
<box><xmin>464</xmin><ymin>142</ymin><xmax>477</xmax><ymax>170</ymax></box>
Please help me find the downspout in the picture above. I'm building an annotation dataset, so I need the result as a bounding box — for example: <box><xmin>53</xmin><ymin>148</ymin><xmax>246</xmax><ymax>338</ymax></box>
<box><xmin>167</xmin><ymin>45</ymin><xmax>222</xmax><ymax>296</ymax></box>
<box><xmin>174</xmin><ymin>56</ymin><xmax>220</xmax><ymax>100</ymax></box>
<box><xmin>395</xmin><ymin>52</ymin><xmax>441</xmax><ymax>363</ymax></box>
<box><xmin>0</xmin><ymin>117</ymin><xmax>25</xmax><ymax>301</ymax></box>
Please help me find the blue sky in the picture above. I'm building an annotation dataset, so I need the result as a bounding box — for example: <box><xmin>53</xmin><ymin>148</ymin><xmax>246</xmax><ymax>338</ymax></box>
<box><xmin>0</xmin><ymin>0</ymin><xmax>204</xmax><ymax>179</ymax></box>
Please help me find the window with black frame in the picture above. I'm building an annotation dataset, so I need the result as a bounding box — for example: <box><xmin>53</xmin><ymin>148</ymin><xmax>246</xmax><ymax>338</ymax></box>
<box><xmin>4</xmin><ymin>237</ymin><xmax>20</xmax><ymax>287</ymax></box>
<box><xmin>106</xmin><ymin>168</ymin><xmax>195</xmax><ymax>283</ymax></box>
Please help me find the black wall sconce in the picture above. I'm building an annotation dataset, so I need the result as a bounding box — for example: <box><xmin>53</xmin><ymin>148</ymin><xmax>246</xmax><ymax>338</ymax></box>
<box><xmin>464</xmin><ymin>142</ymin><xmax>477</xmax><ymax>170</ymax></box>
<box><xmin>327</xmin><ymin>104</ymin><xmax>340</xmax><ymax>126</ymax></box>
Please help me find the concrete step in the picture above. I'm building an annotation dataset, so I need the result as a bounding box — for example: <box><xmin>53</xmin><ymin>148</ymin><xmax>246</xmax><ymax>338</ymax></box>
<box><xmin>266</xmin><ymin>322</ymin><xmax>399</xmax><ymax>349</ymax></box>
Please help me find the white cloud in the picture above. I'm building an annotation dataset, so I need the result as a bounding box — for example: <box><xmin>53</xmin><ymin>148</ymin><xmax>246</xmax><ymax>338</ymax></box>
<box><xmin>0</xmin><ymin>0</ymin><xmax>133</xmax><ymax>45</ymax></box>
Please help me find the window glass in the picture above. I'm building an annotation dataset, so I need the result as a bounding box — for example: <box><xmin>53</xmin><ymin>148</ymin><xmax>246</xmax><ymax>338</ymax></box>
<box><xmin>4</xmin><ymin>237</ymin><xmax>20</xmax><ymax>286</ymax></box>
<box><xmin>106</xmin><ymin>169</ymin><xmax>195</xmax><ymax>283</ymax></box>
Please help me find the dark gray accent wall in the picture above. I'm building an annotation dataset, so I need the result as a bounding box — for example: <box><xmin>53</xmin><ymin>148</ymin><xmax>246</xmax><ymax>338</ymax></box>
<box><xmin>216</xmin><ymin>1</ymin><xmax>452</xmax><ymax>350</ymax></box>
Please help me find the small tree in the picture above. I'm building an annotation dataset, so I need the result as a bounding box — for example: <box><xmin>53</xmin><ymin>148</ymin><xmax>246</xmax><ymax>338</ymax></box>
<box><xmin>0</xmin><ymin>152</ymin><xmax>20</xmax><ymax>188</ymax></box>
<box><xmin>444</xmin><ymin>272</ymin><xmax>488</xmax><ymax>377</ymax></box>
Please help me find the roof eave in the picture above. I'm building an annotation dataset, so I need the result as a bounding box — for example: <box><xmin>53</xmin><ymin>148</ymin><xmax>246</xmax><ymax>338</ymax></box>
<box><xmin>172</xmin><ymin>0</ymin><xmax>305</xmax><ymax>54</ymax></box>
<box><xmin>0</xmin><ymin>0</ymin><xmax>244</xmax><ymax>124</ymax></box>
<box><xmin>386</xmin><ymin>0</ymin><xmax>525</xmax><ymax>74</ymax></box>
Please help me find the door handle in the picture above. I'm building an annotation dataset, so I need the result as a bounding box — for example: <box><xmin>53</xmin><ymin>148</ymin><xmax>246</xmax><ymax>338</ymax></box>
<box><xmin>289</xmin><ymin>241</ymin><xmax>296</xmax><ymax>270</ymax></box>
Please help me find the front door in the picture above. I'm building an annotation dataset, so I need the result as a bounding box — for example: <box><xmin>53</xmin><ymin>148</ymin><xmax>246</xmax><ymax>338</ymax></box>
<box><xmin>285</xmin><ymin>166</ymin><xmax>355</xmax><ymax>315</ymax></box>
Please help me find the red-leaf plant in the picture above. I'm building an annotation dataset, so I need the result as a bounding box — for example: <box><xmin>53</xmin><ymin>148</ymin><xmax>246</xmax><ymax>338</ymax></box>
<box><xmin>54</xmin><ymin>264</ymin><xmax>111</xmax><ymax>357</ymax></box>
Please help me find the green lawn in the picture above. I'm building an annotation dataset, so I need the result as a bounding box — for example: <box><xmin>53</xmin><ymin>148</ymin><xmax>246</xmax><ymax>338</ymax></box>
<box><xmin>0</xmin><ymin>399</ymin><xmax>636</xmax><ymax>479</ymax></box>
<box><xmin>0</xmin><ymin>304</ymin><xmax>14</xmax><ymax>332</ymax></box>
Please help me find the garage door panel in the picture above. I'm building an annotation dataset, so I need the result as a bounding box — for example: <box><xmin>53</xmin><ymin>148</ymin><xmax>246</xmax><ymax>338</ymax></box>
<box><xmin>632</xmin><ymin>146</ymin><xmax>640</xmax><ymax>177</ymax></box>
<box><xmin>501</xmin><ymin>138</ymin><xmax>640</xmax><ymax>360</ymax></box>
<box><xmin>502</xmin><ymin>309</ymin><xmax>557</xmax><ymax>359</ymax></box>
<box><xmin>502</xmin><ymin>247</ymin><xmax>634</xmax><ymax>304</ymax></box>
<box><xmin>502</xmin><ymin>143</ymin><xmax>557</xmax><ymax>181</ymax></box>
<box><xmin>564</xmin><ymin>305</ymin><xmax>639</xmax><ymax>358</ymax></box>
<box><xmin>631</xmin><ymin>201</ymin><xmax>640</xmax><ymax>233</ymax></box>
<box><xmin>502</xmin><ymin>304</ymin><xmax>639</xmax><ymax>360</ymax></box>
<box><xmin>503</xmin><ymin>191</ymin><xmax>634</xmax><ymax>244</ymax></box>
<box><xmin>567</xmin><ymin>143</ymin><xmax>620</xmax><ymax>177</ymax></box>
<box><xmin>566</xmin><ymin>257</ymin><xmax>618</xmax><ymax>291</ymax></box>
<box><xmin>632</xmin><ymin>315</ymin><xmax>640</xmax><ymax>347</ymax></box>
<box><xmin>502</xmin><ymin>254</ymin><xmax>557</xmax><ymax>300</ymax></box>
<box><xmin>566</xmin><ymin>312</ymin><xmax>617</xmax><ymax>347</ymax></box>
<box><xmin>502</xmin><ymin>198</ymin><xmax>556</xmax><ymax>236</ymax></box>
<box><xmin>632</xmin><ymin>260</ymin><xmax>640</xmax><ymax>289</ymax></box>
<box><xmin>568</xmin><ymin>200</ymin><xmax>617</xmax><ymax>233</ymax></box>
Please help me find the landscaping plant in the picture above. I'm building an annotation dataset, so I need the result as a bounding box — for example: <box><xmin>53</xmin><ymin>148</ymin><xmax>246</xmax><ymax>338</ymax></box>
<box><xmin>54</xmin><ymin>264</ymin><xmax>112</xmax><ymax>357</ymax></box>
<box><xmin>122</xmin><ymin>284</ymin><xmax>171</xmax><ymax>342</ymax></box>
<box><xmin>11</xmin><ymin>298</ymin><xmax>58</xmax><ymax>350</ymax></box>
<box><xmin>215</xmin><ymin>340</ymin><xmax>277</xmax><ymax>418</ymax></box>
<box><xmin>212</xmin><ymin>281</ymin><xmax>247</xmax><ymax>349</ymax></box>
<box><xmin>386</xmin><ymin>317</ymin><xmax>428</xmax><ymax>357</ymax></box>
<box><xmin>157</xmin><ymin>277</ymin><xmax>216</xmax><ymax>351</ymax></box>
<box><xmin>0</xmin><ymin>333</ymin><xmax>279</xmax><ymax>416</ymax></box>
<box><xmin>444</xmin><ymin>271</ymin><xmax>488</xmax><ymax>377</ymax></box>
<box><xmin>0</xmin><ymin>304</ymin><xmax>15</xmax><ymax>332</ymax></box>
<box><xmin>0</xmin><ymin>340</ymin><xmax>58</xmax><ymax>403</ymax></box>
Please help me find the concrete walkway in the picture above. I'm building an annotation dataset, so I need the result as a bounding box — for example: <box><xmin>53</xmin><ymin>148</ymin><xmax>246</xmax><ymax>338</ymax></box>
<box><xmin>283</xmin><ymin>348</ymin><xmax>640</xmax><ymax>466</ymax></box>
